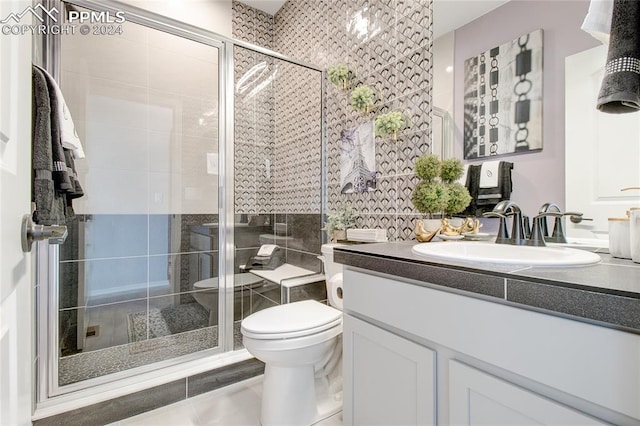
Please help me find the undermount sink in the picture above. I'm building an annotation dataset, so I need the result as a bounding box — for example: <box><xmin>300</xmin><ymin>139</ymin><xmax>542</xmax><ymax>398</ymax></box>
<box><xmin>412</xmin><ymin>241</ymin><xmax>601</xmax><ymax>267</ymax></box>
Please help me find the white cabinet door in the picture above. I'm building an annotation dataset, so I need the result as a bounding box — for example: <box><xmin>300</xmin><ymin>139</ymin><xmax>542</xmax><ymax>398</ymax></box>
<box><xmin>343</xmin><ymin>314</ymin><xmax>436</xmax><ymax>426</ymax></box>
<box><xmin>449</xmin><ymin>361</ymin><xmax>605</xmax><ymax>425</ymax></box>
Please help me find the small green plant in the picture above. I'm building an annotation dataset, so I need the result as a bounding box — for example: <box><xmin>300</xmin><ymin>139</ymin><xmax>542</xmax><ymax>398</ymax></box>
<box><xmin>440</xmin><ymin>157</ymin><xmax>471</xmax><ymax>217</ymax></box>
<box><xmin>411</xmin><ymin>154</ymin><xmax>471</xmax><ymax>218</ymax></box>
<box><xmin>350</xmin><ymin>85</ymin><xmax>375</xmax><ymax>113</ymax></box>
<box><xmin>323</xmin><ymin>206</ymin><xmax>357</xmax><ymax>235</ymax></box>
<box><xmin>375</xmin><ymin>111</ymin><xmax>406</xmax><ymax>140</ymax></box>
<box><xmin>440</xmin><ymin>158</ymin><xmax>464</xmax><ymax>183</ymax></box>
<box><xmin>444</xmin><ymin>182</ymin><xmax>472</xmax><ymax>217</ymax></box>
<box><xmin>414</xmin><ymin>154</ymin><xmax>441</xmax><ymax>181</ymax></box>
<box><xmin>411</xmin><ymin>181</ymin><xmax>449</xmax><ymax>217</ymax></box>
<box><xmin>328</xmin><ymin>65</ymin><xmax>352</xmax><ymax>90</ymax></box>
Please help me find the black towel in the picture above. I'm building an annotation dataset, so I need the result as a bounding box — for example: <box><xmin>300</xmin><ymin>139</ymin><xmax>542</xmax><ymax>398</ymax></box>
<box><xmin>32</xmin><ymin>65</ymin><xmax>84</xmax><ymax>225</ymax></box>
<box><xmin>32</xmin><ymin>66</ymin><xmax>67</xmax><ymax>226</ymax></box>
<box><xmin>597</xmin><ymin>0</ymin><xmax>640</xmax><ymax>113</ymax></box>
<box><xmin>38</xmin><ymin>66</ymin><xmax>74</xmax><ymax>193</ymax></box>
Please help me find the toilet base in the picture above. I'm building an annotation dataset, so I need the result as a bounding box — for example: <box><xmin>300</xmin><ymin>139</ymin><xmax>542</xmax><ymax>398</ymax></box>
<box><xmin>260</xmin><ymin>364</ymin><xmax>342</xmax><ymax>426</ymax></box>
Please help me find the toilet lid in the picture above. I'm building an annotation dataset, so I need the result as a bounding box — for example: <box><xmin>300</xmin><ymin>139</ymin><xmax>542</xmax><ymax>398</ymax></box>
<box><xmin>241</xmin><ymin>300</ymin><xmax>342</xmax><ymax>339</ymax></box>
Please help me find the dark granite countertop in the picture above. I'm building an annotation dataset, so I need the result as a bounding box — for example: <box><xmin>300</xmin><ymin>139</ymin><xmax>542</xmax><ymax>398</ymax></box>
<box><xmin>334</xmin><ymin>242</ymin><xmax>640</xmax><ymax>334</ymax></box>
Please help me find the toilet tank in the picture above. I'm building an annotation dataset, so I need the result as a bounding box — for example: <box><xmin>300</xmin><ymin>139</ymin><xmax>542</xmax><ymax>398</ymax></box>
<box><xmin>321</xmin><ymin>243</ymin><xmax>345</xmax><ymax>279</ymax></box>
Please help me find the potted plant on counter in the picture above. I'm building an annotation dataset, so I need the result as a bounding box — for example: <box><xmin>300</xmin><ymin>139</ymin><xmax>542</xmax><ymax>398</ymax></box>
<box><xmin>440</xmin><ymin>158</ymin><xmax>472</xmax><ymax>218</ymax></box>
<box><xmin>411</xmin><ymin>154</ymin><xmax>471</xmax><ymax>242</ymax></box>
<box><xmin>323</xmin><ymin>206</ymin><xmax>357</xmax><ymax>242</ymax></box>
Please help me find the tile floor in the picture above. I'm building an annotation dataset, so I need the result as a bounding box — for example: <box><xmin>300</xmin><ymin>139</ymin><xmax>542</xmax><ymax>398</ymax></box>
<box><xmin>108</xmin><ymin>375</ymin><xmax>343</xmax><ymax>426</ymax></box>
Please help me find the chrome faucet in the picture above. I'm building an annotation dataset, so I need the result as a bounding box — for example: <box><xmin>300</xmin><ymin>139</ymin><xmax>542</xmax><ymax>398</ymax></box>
<box><xmin>483</xmin><ymin>201</ymin><xmax>587</xmax><ymax>247</ymax></box>
<box><xmin>483</xmin><ymin>200</ymin><xmax>526</xmax><ymax>245</ymax></box>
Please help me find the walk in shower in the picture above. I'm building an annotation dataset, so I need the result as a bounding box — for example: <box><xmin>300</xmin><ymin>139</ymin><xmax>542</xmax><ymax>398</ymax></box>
<box><xmin>36</xmin><ymin>0</ymin><xmax>324</xmax><ymax>403</ymax></box>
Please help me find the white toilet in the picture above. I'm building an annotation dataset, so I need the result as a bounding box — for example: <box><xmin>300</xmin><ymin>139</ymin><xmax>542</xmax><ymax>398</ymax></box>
<box><xmin>241</xmin><ymin>243</ymin><xmax>344</xmax><ymax>426</ymax></box>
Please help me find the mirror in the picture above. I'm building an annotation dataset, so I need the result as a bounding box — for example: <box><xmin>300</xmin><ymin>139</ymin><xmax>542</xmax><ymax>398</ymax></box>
<box><xmin>432</xmin><ymin>106</ymin><xmax>453</xmax><ymax>160</ymax></box>
<box><xmin>432</xmin><ymin>0</ymin><xmax>508</xmax><ymax>162</ymax></box>
<box><xmin>432</xmin><ymin>0</ymin><xmax>640</xmax><ymax>239</ymax></box>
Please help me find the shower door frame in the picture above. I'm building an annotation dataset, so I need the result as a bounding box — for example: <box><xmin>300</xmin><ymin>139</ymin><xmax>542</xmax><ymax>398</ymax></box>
<box><xmin>37</xmin><ymin>0</ymin><xmax>234</xmax><ymax>400</ymax></box>
<box><xmin>35</xmin><ymin>0</ymin><xmax>326</xmax><ymax>407</ymax></box>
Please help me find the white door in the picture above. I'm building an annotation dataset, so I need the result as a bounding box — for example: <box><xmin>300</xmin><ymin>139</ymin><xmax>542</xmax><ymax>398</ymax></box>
<box><xmin>0</xmin><ymin>1</ymin><xmax>33</xmax><ymax>424</ymax></box>
<box><xmin>449</xmin><ymin>361</ymin><xmax>605</xmax><ymax>425</ymax></box>
<box><xmin>343</xmin><ymin>314</ymin><xmax>436</xmax><ymax>426</ymax></box>
<box><xmin>565</xmin><ymin>45</ymin><xmax>640</xmax><ymax>239</ymax></box>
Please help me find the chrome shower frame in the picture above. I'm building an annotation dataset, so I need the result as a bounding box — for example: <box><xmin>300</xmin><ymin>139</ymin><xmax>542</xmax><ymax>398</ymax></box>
<box><xmin>34</xmin><ymin>0</ymin><xmax>325</xmax><ymax>414</ymax></box>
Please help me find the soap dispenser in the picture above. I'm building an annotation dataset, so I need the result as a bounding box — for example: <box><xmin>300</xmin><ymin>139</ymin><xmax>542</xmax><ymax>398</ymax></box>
<box><xmin>608</xmin><ymin>217</ymin><xmax>631</xmax><ymax>259</ymax></box>
<box><xmin>622</xmin><ymin>187</ymin><xmax>640</xmax><ymax>263</ymax></box>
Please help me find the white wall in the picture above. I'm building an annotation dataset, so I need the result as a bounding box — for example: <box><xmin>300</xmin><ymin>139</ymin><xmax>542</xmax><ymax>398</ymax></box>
<box><xmin>0</xmin><ymin>1</ymin><xmax>34</xmax><ymax>424</ymax></box>
<box><xmin>62</xmin><ymin>9</ymin><xmax>222</xmax><ymax>215</ymax></box>
<box><xmin>124</xmin><ymin>0</ymin><xmax>232</xmax><ymax>37</ymax></box>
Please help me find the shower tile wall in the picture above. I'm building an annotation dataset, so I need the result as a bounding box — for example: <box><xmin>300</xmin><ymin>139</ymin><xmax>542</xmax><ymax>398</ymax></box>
<box><xmin>233</xmin><ymin>2</ymin><xmax>323</xmax><ymax>277</ymax></box>
<box><xmin>236</xmin><ymin>0</ymin><xmax>433</xmax><ymax>242</ymax></box>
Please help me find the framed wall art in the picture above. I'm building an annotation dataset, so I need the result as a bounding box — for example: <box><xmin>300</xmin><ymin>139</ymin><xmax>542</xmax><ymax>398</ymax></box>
<box><xmin>340</xmin><ymin>121</ymin><xmax>377</xmax><ymax>194</ymax></box>
<box><xmin>463</xmin><ymin>29</ymin><xmax>543</xmax><ymax>159</ymax></box>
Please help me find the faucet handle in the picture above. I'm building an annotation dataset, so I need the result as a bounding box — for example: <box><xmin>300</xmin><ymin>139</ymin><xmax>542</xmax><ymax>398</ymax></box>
<box><xmin>537</xmin><ymin>211</ymin><xmax>562</xmax><ymax>218</ymax></box>
<box><xmin>482</xmin><ymin>212</ymin><xmax>506</xmax><ymax>219</ymax></box>
<box><xmin>482</xmin><ymin>212</ymin><xmax>510</xmax><ymax>243</ymax></box>
<box><xmin>538</xmin><ymin>212</ymin><xmax>567</xmax><ymax>244</ymax></box>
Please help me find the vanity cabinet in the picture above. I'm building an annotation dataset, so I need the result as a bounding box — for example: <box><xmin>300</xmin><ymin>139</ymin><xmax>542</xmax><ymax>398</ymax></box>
<box><xmin>342</xmin><ymin>268</ymin><xmax>640</xmax><ymax>425</ymax></box>
<box><xmin>343</xmin><ymin>315</ymin><xmax>436</xmax><ymax>425</ymax></box>
<box><xmin>449</xmin><ymin>361</ymin><xmax>603</xmax><ymax>425</ymax></box>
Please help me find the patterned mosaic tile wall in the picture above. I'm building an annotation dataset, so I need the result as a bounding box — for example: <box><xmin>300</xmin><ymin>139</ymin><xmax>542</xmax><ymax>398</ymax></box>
<box><xmin>232</xmin><ymin>1</ymin><xmax>323</xmax><ymax>216</ymax></box>
<box><xmin>273</xmin><ymin>61</ymin><xmax>323</xmax><ymax>213</ymax></box>
<box><xmin>232</xmin><ymin>1</ymin><xmax>323</xmax><ymax>272</ymax></box>
<box><xmin>233</xmin><ymin>44</ymin><xmax>275</xmax><ymax>215</ymax></box>
<box><xmin>273</xmin><ymin>0</ymin><xmax>433</xmax><ymax>241</ymax></box>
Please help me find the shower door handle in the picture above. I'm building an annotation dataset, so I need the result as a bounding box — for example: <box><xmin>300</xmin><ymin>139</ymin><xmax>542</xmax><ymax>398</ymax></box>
<box><xmin>21</xmin><ymin>214</ymin><xmax>68</xmax><ymax>252</ymax></box>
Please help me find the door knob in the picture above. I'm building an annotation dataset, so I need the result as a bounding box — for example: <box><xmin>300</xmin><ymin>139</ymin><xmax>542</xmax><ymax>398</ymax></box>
<box><xmin>21</xmin><ymin>214</ymin><xmax>68</xmax><ymax>252</ymax></box>
<box><xmin>568</xmin><ymin>214</ymin><xmax>593</xmax><ymax>224</ymax></box>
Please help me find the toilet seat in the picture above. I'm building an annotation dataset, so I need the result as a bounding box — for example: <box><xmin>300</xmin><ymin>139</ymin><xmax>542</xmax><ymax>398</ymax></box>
<box><xmin>241</xmin><ymin>300</ymin><xmax>342</xmax><ymax>340</ymax></box>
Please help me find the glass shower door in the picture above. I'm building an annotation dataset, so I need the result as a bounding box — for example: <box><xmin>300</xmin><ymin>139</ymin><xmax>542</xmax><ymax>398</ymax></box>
<box><xmin>54</xmin><ymin>10</ymin><xmax>225</xmax><ymax>389</ymax></box>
